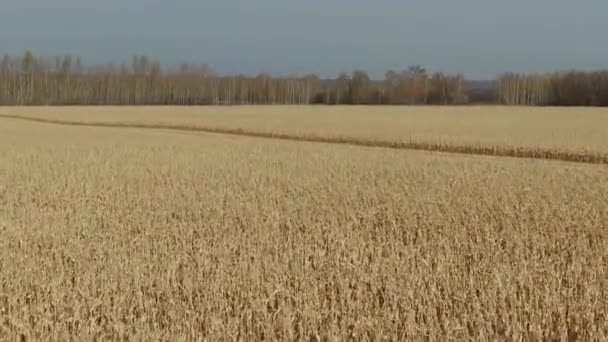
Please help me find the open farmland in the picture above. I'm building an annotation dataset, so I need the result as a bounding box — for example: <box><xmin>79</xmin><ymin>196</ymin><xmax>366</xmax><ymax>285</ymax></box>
<box><xmin>0</xmin><ymin>107</ymin><xmax>607</xmax><ymax>340</ymax></box>
<box><xmin>2</xmin><ymin>106</ymin><xmax>608</xmax><ymax>163</ymax></box>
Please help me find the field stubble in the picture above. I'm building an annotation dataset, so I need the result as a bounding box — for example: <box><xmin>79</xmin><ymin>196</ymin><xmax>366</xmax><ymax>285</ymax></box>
<box><xmin>0</xmin><ymin>109</ymin><xmax>607</xmax><ymax>340</ymax></box>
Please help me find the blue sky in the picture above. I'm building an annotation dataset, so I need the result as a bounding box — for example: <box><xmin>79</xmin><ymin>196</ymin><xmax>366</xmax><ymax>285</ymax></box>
<box><xmin>1</xmin><ymin>0</ymin><xmax>606</xmax><ymax>79</ymax></box>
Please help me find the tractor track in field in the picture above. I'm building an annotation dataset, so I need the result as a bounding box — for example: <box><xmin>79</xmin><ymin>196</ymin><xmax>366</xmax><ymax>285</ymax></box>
<box><xmin>1</xmin><ymin>113</ymin><xmax>607</xmax><ymax>165</ymax></box>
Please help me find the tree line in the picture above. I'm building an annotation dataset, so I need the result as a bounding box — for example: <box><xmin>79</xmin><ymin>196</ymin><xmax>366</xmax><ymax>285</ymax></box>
<box><xmin>0</xmin><ymin>51</ymin><xmax>607</xmax><ymax>106</ymax></box>
<box><xmin>497</xmin><ymin>71</ymin><xmax>608</xmax><ymax>106</ymax></box>
<box><xmin>0</xmin><ymin>51</ymin><xmax>467</xmax><ymax>105</ymax></box>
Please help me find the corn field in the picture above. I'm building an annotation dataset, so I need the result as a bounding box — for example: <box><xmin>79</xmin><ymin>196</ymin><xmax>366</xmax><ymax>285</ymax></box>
<box><xmin>0</xmin><ymin>107</ymin><xmax>607</xmax><ymax>340</ymax></box>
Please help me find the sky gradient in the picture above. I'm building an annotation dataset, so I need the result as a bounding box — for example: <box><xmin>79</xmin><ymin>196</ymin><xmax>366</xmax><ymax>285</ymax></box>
<box><xmin>1</xmin><ymin>0</ymin><xmax>606</xmax><ymax>79</ymax></box>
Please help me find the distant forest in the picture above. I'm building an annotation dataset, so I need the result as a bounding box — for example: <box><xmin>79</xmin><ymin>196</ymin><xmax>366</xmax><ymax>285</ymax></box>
<box><xmin>1</xmin><ymin>51</ymin><xmax>607</xmax><ymax>106</ymax></box>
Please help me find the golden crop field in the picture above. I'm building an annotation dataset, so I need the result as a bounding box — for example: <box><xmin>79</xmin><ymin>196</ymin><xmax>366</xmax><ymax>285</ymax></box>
<box><xmin>0</xmin><ymin>107</ymin><xmax>607</xmax><ymax>340</ymax></box>
<box><xmin>2</xmin><ymin>106</ymin><xmax>608</xmax><ymax>160</ymax></box>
